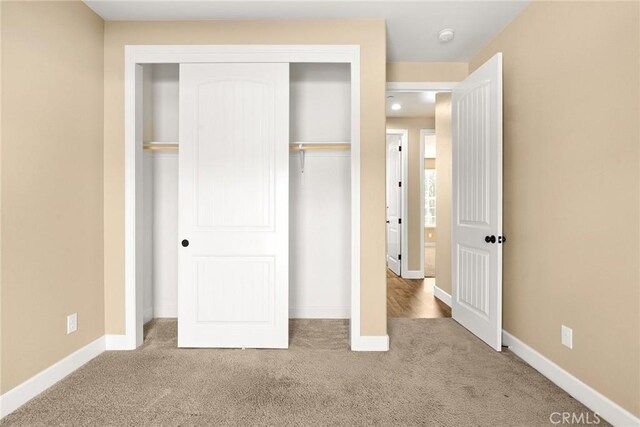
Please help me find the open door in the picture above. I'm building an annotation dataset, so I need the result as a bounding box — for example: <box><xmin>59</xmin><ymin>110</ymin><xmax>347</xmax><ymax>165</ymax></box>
<box><xmin>178</xmin><ymin>63</ymin><xmax>289</xmax><ymax>348</ymax></box>
<box><xmin>386</xmin><ymin>134</ymin><xmax>402</xmax><ymax>276</ymax></box>
<box><xmin>451</xmin><ymin>53</ymin><xmax>503</xmax><ymax>351</ymax></box>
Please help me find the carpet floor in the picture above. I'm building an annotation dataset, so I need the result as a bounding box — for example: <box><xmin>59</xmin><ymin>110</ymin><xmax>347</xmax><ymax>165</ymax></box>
<box><xmin>1</xmin><ymin>319</ymin><xmax>605</xmax><ymax>427</ymax></box>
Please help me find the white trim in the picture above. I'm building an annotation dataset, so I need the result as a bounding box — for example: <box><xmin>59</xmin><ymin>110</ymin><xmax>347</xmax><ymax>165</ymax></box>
<box><xmin>289</xmin><ymin>307</ymin><xmax>350</xmax><ymax>319</ymax></box>
<box><xmin>105</xmin><ymin>334</ymin><xmax>130</xmax><ymax>350</ymax></box>
<box><xmin>386</xmin><ymin>82</ymin><xmax>458</xmax><ymax>92</ymax></box>
<box><xmin>402</xmin><ymin>270</ymin><xmax>424</xmax><ymax>280</ymax></box>
<box><xmin>0</xmin><ymin>337</ymin><xmax>105</xmax><ymax>419</ymax></box>
<box><xmin>351</xmin><ymin>334</ymin><xmax>390</xmax><ymax>352</ymax></box>
<box><xmin>433</xmin><ymin>285</ymin><xmax>452</xmax><ymax>307</ymax></box>
<box><xmin>503</xmin><ymin>331</ymin><xmax>640</xmax><ymax>427</ymax></box>
<box><xmin>124</xmin><ymin>44</ymin><xmax>367</xmax><ymax>351</ymax></box>
<box><xmin>386</xmin><ymin>129</ymin><xmax>408</xmax><ymax>277</ymax></box>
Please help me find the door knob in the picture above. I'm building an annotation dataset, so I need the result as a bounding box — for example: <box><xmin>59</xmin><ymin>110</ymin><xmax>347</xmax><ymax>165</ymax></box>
<box><xmin>485</xmin><ymin>235</ymin><xmax>496</xmax><ymax>244</ymax></box>
<box><xmin>498</xmin><ymin>235</ymin><xmax>507</xmax><ymax>244</ymax></box>
<box><xmin>181</xmin><ymin>239</ymin><xmax>189</xmax><ymax>247</ymax></box>
<box><xmin>386</xmin><ymin>220</ymin><xmax>390</xmax><ymax>224</ymax></box>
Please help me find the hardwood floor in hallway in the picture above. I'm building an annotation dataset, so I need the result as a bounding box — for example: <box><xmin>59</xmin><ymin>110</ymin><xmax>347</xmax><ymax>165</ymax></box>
<box><xmin>387</xmin><ymin>270</ymin><xmax>451</xmax><ymax>318</ymax></box>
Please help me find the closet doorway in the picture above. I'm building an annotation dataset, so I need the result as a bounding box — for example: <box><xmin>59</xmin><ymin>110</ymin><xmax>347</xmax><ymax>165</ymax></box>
<box><xmin>120</xmin><ymin>45</ymin><xmax>365</xmax><ymax>351</ymax></box>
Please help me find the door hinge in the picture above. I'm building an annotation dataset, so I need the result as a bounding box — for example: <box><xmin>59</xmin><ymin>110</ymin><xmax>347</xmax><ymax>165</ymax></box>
<box><xmin>398</xmin><ymin>181</ymin><xmax>402</xmax><ymax>187</ymax></box>
<box><xmin>398</xmin><ymin>254</ymin><xmax>402</xmax><ymax>260</ymax></box>
<box><xmin>398</xmin><ymin>218</ymin><xmax>402</xmax><ymax>224</ymax></box>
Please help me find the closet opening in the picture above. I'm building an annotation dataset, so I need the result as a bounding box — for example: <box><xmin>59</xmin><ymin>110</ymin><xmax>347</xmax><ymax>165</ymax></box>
<box><xmin>140</xmin><ymin>61</ymin><xmax>352</xmax><ymax>349</ymax></box>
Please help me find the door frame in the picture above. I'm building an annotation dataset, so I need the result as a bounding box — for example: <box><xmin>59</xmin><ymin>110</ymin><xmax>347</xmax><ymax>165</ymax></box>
<box><xmin>385</xmin><ymin>129</ymin><xmax>408</xmax><ymax>277</ymax></box>
<box><xmin>117</xmin><ymin>45</ymin><xmax>362</xmax><ymax>350</ymax></box>
<box><xmin>385</xmin><ymin>83</ymin><xmax>456</xmax><ymax>282</ymax></box>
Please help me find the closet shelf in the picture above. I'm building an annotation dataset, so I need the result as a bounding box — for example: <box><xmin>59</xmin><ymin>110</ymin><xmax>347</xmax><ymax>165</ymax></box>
<box><xmin>289</xmin><ymin>143</ymin><xmax>350</xmax><ymax>151</ymax></box>
<box><xmin>143</xmin><ymin>144</ymin><xmax>178</xmax><ymax>151</ymax></box>
<box><xmin>143</xmin><ymin>143</ymin><xmax>351</xmax><ymax>152</ymax></box>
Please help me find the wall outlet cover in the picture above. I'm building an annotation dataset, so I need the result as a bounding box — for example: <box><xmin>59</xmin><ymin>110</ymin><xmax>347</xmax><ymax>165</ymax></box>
<box><xmin>561</xmin><ymin>325</ymin><xmax>572</xmax><ymax>349</ymax></box>
<box><xmin>67</xmin><ymin>313</ymin><xmax>78</xmax><ymax>334</ymax></box>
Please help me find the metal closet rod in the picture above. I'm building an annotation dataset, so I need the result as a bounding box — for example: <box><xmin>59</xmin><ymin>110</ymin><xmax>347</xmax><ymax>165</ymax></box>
<box><xmin>142</xmin><ymin>143</ymin><xmax>351</xmax><ymax>151</ymax></box>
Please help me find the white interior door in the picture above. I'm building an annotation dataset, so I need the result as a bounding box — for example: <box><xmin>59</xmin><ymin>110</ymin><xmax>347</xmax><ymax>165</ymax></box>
<box><xmin>178</xmin><ymin>63</ymin><xmax>289</xmax><ymax>348</ymax></box>
<box><xmin>451</xmin><ymin>53</ymin><xmax>503</xmax><ymax>351</ymax></box>
<box><xmin>386</xmin><ymin>134</ymin><xmax>402</xmax><ymax>276</ymax></box>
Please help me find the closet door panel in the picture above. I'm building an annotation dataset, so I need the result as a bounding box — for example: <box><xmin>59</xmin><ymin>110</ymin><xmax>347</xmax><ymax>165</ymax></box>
<box><xmin>178</xmin><ymin>63</ymin><xmax>289</xmax><ymax>348</ymax></box>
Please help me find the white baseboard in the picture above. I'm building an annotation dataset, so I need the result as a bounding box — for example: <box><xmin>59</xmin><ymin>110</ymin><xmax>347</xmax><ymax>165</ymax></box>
<box><xmin>289</xmin><ymin>306</ymin><xmax>350</xmax><ymax>319</ymax></box>
<box><xmin>0</xmin><ymin>336</ymin><xmax>105</xmax><ymax>419</ymax></box>
<box><xmin>503</xmin><ymin>331</ymin><xmax>640</xmax><ymax>427</ymax></box>
<box><xmin>351</xmin><ymin>334</ymin><xmax>389</xmax><ymax>351</ymax></box>
<box><xmin>433</xmin><ymin>285</ymin><xmax>452</xmax><ymax>307</ymax></box>
<box><xmin>153</xmin><ymin>305</ymin><xmax>177</xmax><ymax>318</ymax></box>
<box><xmin>105</xmin><ymin>334</ymin><xmax>131</xmax><ymax>350</ymax></box>
<box><xmin>402</xmin><ymin>270</ymin><xmax>424</xmax><ymax>280</ymax></box>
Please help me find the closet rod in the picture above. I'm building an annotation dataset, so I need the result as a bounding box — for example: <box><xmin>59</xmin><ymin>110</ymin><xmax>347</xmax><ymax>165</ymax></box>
<box><xmin>143</xmin><ymin>144</ymin><xmax>351</xmax><ymax>151</ymax></box>
<box><xmin>289</xmin><ymin>144</ymin><xmax>351</xmax><ymax>151</ymax></box>
<box><xmin>143</xmin><ymin>144</ymin><xmax>178</xmax><ymax>151</ymax></box>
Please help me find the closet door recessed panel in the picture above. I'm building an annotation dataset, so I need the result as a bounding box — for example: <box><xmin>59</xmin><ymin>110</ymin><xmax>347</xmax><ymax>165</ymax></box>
<box><xmin>196</xmin><ymin>79</ymin><xmax>275</xmax><ymax>231</ymax></box>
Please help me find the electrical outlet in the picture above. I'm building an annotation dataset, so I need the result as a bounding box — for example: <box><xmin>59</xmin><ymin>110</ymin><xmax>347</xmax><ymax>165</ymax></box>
<box><xmin>561</xmin><ymin>325</ymin><xmax>572</xmax><ymax>349</ymax></box>
<box><xmin>67</xmin><ymin>313</ymin><xmax>77</xmax><ymax>334</ymax></box>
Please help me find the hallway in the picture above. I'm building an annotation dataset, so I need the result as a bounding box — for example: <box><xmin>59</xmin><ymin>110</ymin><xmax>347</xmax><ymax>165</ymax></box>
<box><xmin>386</xmin><ymin>270</ymin><xmax>451</xmax><ymax>318</ymax></box>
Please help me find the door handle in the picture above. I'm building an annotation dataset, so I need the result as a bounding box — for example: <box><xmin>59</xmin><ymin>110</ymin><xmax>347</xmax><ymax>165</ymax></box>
<box><xmin>386</xmin><ymin>220</ymin><xmax>390</xmax><ymax>224</ymax></box>
<box><xmin>498</xmin><ymin>235</ymin><xmax>507</xmax><ymax>244</ymax></box>
<box><xmin>484</xmin><ymin>235</ymin><xmax>496</xmax><ymax>244</ymax></box>
<box><xmin>181</xmin><ymin>239</ymin><xmax>189</xmax><ymax>247</ymax></box>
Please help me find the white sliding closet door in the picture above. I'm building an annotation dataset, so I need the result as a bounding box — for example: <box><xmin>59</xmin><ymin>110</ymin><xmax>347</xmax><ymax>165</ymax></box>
<box><xmin>178</xmin><ymin>63</ymin><xmax>289</xmax><ymax>348</ymax></box>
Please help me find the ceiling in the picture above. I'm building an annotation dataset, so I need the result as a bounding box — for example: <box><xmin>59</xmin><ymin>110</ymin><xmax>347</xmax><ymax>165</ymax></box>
<box><xmin>84</xmin><ymin>1</ymin><xmax>529</xmax><ymax>62</ymax></box>
<box><xmin>386</xmin><ymin>91</ymin><xmax>437</xmax><ymax>118</ymax></box>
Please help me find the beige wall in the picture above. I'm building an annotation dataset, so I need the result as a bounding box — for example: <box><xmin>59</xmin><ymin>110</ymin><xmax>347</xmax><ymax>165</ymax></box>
<box><xmin>434</xmin><ymin>94</ymin><xmax>452</xmax><ymax>294</ymax></box>
<box><xmin>1</xmin><ymin>1</ymin><xmax>104</xmax><ymax>393</ymax></box>
<box><xmin>424</xmin><ymin>228</ymin><xmax>435</xmax><ymax>244</ymax></box>
<box><xmin>471</xmin><ymin>1</ymin><xmax>640</xmax><ymax>416</ymax></box>
<box><xmin>387</xmin><ymin>62</ymin><xmax>468</xmax><ymax>82</ymax></box>
<box><xmin>104</xmin><ymin>21</ymin><xmax>388</xmax><ymax>336</ymax></box>
<box><xmin>386</xmin><ymin>117</ymin><xmax>435</xmax><ymax>272</ymax></box>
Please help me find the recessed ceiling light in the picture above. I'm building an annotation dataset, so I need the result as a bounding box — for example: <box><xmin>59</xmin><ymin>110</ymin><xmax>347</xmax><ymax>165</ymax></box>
<box><xmin>391</xmin><ymin>103</ymin><xmax>402</xmax><ymax>111</ymax></box>
<box><xmin>438</xmin><ymin>28</ymin><xmax>455</xmax><ymax>43</ymax></box>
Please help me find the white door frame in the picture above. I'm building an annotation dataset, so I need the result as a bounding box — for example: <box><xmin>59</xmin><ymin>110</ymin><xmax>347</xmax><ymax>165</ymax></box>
<box><xmin>385</xmin><ymin>83</ymin><xmax>456</xmax><ymax>281</ymax></box>
<box><xmin>419</xmin><ymin>128</ymin><xmax>435</xmax><ymax>277</ymax></box>
<box><xmin>385</xmin><ymin>129</ymin><xmax>408</xmax><ymax>277</ymax></box>
<box><xmin>117</xmin><ymin>45</ymin><xmax>364</xmax><ymax>351</ymax></box>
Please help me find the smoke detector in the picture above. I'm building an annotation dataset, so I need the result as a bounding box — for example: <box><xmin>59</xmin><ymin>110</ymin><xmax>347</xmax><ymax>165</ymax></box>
<box><xmin>438</xmin><ymin>29</ymin><xmax>455</xmax><ymax>43</ymax></box>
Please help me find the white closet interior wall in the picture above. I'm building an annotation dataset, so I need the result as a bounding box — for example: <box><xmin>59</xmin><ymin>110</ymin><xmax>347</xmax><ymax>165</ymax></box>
<box><xmin>143</xmin><ymin>64</ymin><xmax>179</xmax><ymax>322</ymax></box>
<box><xmin>142</xmin><ymin>63</ymin><xmax>351</xmax><ymax>321</ymax></box>
<box><xmin>289</xmin><ymin>63</ymin><xmax>351</xmax><ymax>318</ymax></box>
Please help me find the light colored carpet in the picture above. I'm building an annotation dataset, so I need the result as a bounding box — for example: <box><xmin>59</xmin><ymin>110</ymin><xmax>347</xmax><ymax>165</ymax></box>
<box><xmin>425</xmin><ymin>246</ymin><xmax>436</xmax><ymax>277</ymax></box>
<box><xmin>1</xmin><ymin>319</ymin><xmax>606</xmax><ymax>426</ymax></box>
